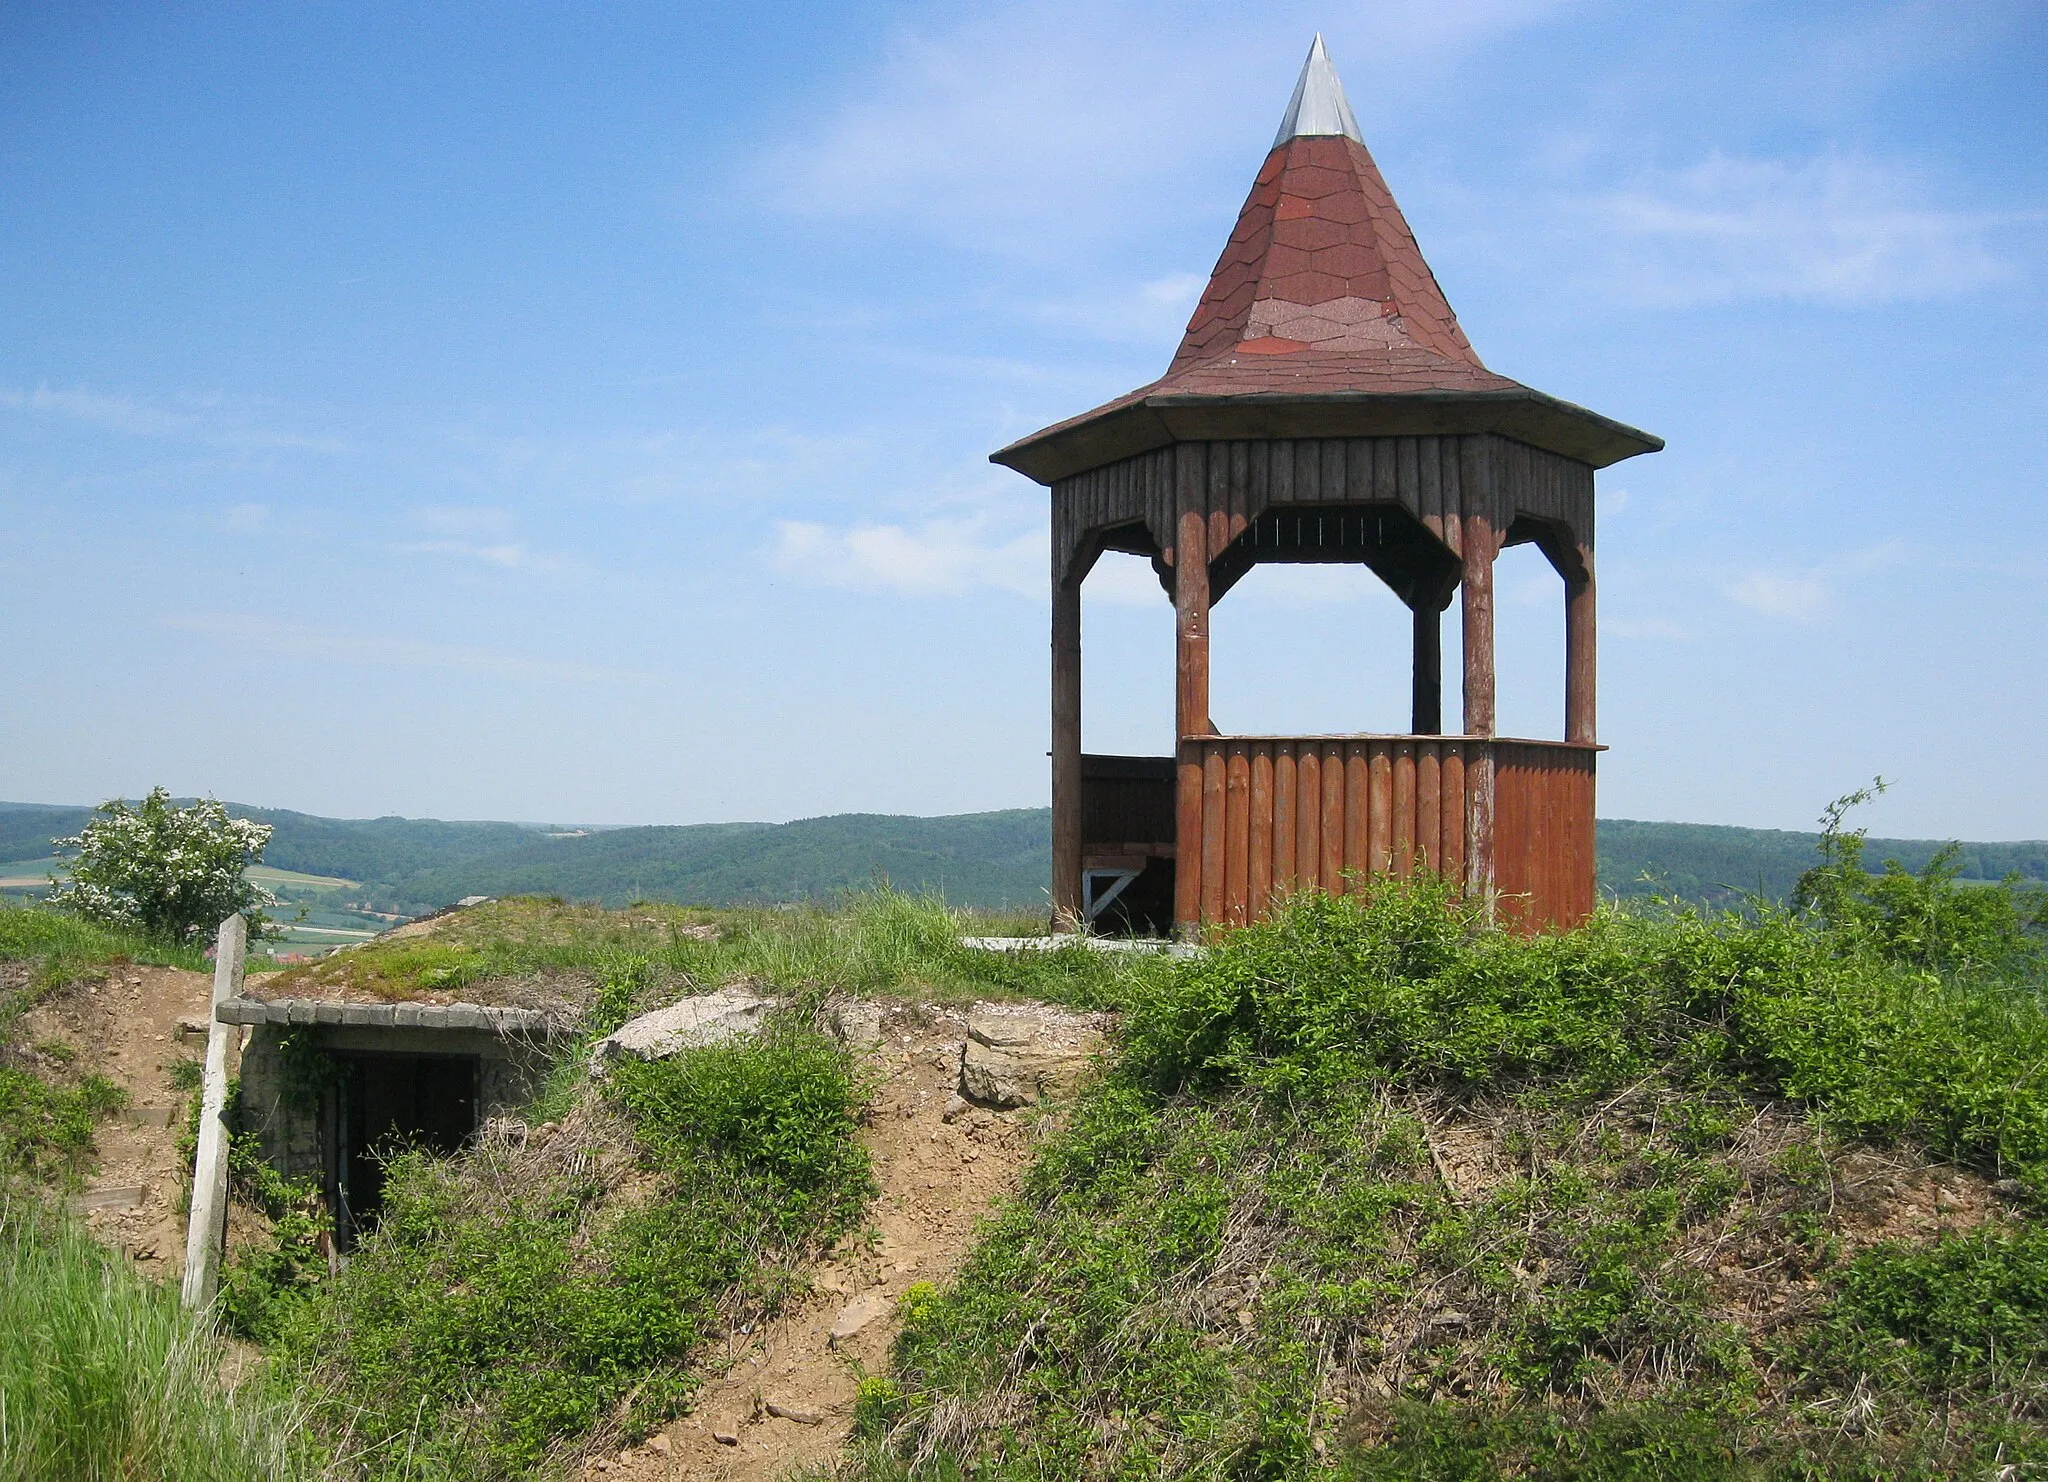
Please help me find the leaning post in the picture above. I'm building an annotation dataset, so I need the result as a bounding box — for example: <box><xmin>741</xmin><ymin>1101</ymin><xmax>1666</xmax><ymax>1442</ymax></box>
<box><xmin>181</xmin><ymin>912</ymin><xmax>246</xmax><ymax>1310</ymax></box>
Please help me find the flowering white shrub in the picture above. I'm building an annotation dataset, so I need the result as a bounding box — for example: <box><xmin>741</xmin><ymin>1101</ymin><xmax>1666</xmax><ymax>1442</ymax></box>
<box><xmin>47</xmin><ymin>788</ymin><xmax>279</xmax><ymax>944</ymax></box>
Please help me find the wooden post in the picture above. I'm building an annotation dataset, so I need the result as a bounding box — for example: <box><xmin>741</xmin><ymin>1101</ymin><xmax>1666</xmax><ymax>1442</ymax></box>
<box><xmin>182</xmin><ymin>913</ymin><xmax>245</xmax><ymax>1310</ymax></box>
<box><xmin>1411</xmin><ymin>599</ymin><xmax>1442</xmax><ymax>734</ymax></box>
<box><xmin>1173</xmin><ymin>505</ymin><xmax>1211</xmax><ymax>935</ymax></box>
<box><xmin>1051</xmin><ymin>579</ymin><xmax>1083</xmax><ymax>931</ymax></box>
<box><xmin>1461</xmin><ymin>505</ymin><xmax>1497</xmax><ymax>904</ymax></box>
<box><xmin>1565</xmin><ymin>543</ymin><xmax>1596</xmax><ymax>745</ymax></box>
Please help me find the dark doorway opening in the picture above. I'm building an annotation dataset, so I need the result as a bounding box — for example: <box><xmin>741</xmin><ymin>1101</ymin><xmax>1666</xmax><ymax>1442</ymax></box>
<box><xmin>330</xmin><ymin>1051</ymin><xmax>479</xmax><ymax>1251</ymax></box>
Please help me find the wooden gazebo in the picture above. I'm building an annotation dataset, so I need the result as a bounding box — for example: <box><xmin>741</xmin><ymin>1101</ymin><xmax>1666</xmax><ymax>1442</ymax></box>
<box><xmin>994</xmin><ymin>37</ymin><xmax>1661</xmax><ymax>936</ymax></box>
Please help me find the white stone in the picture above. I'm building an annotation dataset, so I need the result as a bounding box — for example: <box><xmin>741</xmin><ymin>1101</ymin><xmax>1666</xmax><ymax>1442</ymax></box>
<box><xmin>828</xmin><ymin>1289</ymin><xmax>894</xmax><ymax>1347</ymax></box>
<box><xmin>589</xmin><ymin>990</ymin><xmax>773</xmax><ymax>1072</ymax></box>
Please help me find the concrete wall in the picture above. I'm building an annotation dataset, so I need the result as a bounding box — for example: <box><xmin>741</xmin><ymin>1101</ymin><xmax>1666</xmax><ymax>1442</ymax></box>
<box><xmin>235</xmin><ymin>1021</ymin><xmax>559</xmax><ymax>1184</ymax></box>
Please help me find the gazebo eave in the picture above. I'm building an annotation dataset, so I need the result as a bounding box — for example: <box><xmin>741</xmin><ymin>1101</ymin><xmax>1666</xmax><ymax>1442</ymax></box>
<box><xmin>992</xmin><ymin>387</ymin><xmax>1663</xmax><ymax>486</ymax></box>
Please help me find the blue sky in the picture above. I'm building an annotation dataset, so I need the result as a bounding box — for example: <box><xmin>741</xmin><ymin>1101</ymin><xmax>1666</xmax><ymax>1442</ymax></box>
<box><xmin>2</xmin><ymin>1</ymin><xmax>2043</xmax><ymax>838</ymax></box>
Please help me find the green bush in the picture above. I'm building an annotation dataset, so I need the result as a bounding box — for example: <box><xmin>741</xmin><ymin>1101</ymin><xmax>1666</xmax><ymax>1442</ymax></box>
<box><xmin>46</xmin><ymin>786</ymin><xmax>281</xmax><ymax>944</ymax></box>
<box><xmin>278</xmin><ymin>1021</ymin><xmax>873</xmax><ymax>1480</ymax></box>
<box><xmin>0</xmin><ymin>1196</ymin><xmax>320</xmax><ymax>1482</ymax></box>
<box><xmin>861</xmin><ymin>881</ymin><xmax>2048</xmax><ymax>1480</ymax></box>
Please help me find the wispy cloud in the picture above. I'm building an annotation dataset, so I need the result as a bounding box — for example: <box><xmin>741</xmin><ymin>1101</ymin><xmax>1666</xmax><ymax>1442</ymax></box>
<box><xmin>0</xmin><ymin>385</ymin><xmax>347</xmax><ymax>453</ymax></box>
<box><xmin>1580</xmin><ymin>150</ymin><xmax>2025</xmax><ymax>306</ymax></box>
<box><xmin>772</xmin><ymin>516</ymin><xmax>1044</xmax><ymax>599</ymax></box>
<box><xmin>221</xmin><ymin>503</ymin><xmax>270</xmax><ymax>532</ymax></box>
<box><xmin>1723</xmin><ymin>542</ymin><xmax>1904</xmax><ymax>622</ymax></box>
<box><xmin>161</xmin><ymin>612</ymin><xmax>650</xmax><ymax>684</ymax></box>
<box><xmin>757</xmin><ymin>2</ymin><xmax>1575</xmax><ymax>256</ymax></box>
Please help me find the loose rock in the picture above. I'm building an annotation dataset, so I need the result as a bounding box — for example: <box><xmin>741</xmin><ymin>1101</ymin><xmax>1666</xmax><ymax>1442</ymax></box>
<box><xmin>588</xmin><ymin>990</ymin><xmax>773</xmax><ymax>1072</ymax></box>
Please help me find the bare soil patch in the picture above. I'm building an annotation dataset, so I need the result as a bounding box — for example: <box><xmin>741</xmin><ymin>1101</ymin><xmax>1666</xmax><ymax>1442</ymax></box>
<box><xmin>596</xmin><ymin>1001</ymin><xmax>1094</xmax><ymax>1482</ymax></box>
<box><xmin>20</xmin><ymin>963</ymin><xmax>219</xmax><ymax>1280</ymax></box>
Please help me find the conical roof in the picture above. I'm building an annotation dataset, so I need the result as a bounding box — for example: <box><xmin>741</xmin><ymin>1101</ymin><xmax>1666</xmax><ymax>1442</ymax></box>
<box><xmin>994</xmin><ymin>37</ymin><xmax>1659</xmax><ymax>482</ymax></box>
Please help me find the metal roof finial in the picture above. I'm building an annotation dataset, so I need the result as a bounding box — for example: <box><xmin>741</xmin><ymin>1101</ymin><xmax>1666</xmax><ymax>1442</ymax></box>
<box><xmin>1273</xmin><ymin>33</ymin><xmax>1362</xmax><ymax>147</ymax></box>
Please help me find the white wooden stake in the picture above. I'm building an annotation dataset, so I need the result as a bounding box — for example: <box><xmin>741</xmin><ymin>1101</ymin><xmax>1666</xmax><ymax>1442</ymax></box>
<box><xmin>181</xmin><ymin>913</ymin><xmax>245</xmax><ymax>1310</ymax></box>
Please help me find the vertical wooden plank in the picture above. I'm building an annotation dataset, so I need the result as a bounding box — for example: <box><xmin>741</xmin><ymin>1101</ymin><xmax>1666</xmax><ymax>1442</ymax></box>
<box><xmin>1345</xmin><ymin>742</ymin><xmax>1371</xmax><ymax>886</ymax></box>
<box><xmin>1442</xmin><ymin>745</ymin><xmax>1467</xmax><ymax>885</ymax></box>
<box><xmin>1225</xmin><ymin>742</ymin><xmax>1252</xmax><ymax>926</ymax></box>
<box><xmin>1230</xmin><ymin>441</ymin><xmax>1251</xmax><ymax>539</ymax></box>
<box><xmin>1417</xmin><ymin>743</ymin><xmax>1442</xmax><ymax>874</ymax></box>
<box><xmin>1173</xmin><ymin>448</ymin><xmax>1211</xmax><ymax>935</ymax></box>
<box><xmin>1373</xmin><ymin>436</ymin><xmax>1397</xmax><ymax>505</ymax></box>
<box><xmin>1249</xmin><ymin>744</ymin><xmax>1274</xmax><ymax>920</ymax></box>
<box><xmin>1368</xmin><ymin>742</ymin><xmax>1394</xmax><ymax>876</ymax></box>
<box><xmin>1203</xmin><ymin>744</ymin><xmax>1227</xmax><ymax>926</ymax></box>
<box><xmin>1441</xmin><ymin>437</ymin><xmax>1464</xmax><ymax>558</ymax></box>
<box><xmin>1296</xmin><ymin>746</ymin><xmax>1322</xmax><ymax>892</ymax></box>
<box><xmin>1295</xmin><ymin>439</ymin><xmax>1321</xmax><ymax>503</ymax></box>
<box><xmin>1051</xmin><ymin>580</ymin><xmax>1082</xmax><ymax>930</ymax></box>
<box><xmin>1418</xmin><ymin>435</ymin><xmax>1442</xmax><ymax>542</ymax></box>
<box><xmin>1209</xmin><ymin>440</ymin><xmax>1232</xmax><ymax>564</ymax></box>
<box><xmin>1392</xmin><ymin>740</ymin><xmax>1417</xmax><ymax>878</ymax></box>
<box><xmin>1321</xmin><ymin>742</ymin><xmax>1345</xmax><ymax>890</ymax></box>
<box><xmin>1397</xmin><ymin>437</ymin><xmax>1421</xmax><ymax>519</ymax></box>
<box><xmin>1272</xmin><ymin>744</ymin><xmax>1296</xmax><ymax>897</ymax></box>
<box><xmin>1269</xmin><ymin>436</ymin><xmax>1294</xmax><ymax>507</ymax></box>
<box><xmin>1321</xmin><ymin>439</ymin><xmax>1346</xmax><ymax>504</ymax></box>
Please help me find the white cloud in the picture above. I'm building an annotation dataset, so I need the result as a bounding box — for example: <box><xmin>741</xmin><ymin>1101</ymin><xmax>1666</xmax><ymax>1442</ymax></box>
<box><xmin>161</xmin><ymin>612</ymin><xmax>648</xmax><ymax>684</ymax></box>
<box><xmin>772</xmin><ymin>516</ymin><xmax>1044</xmax><ymax>599</ymax></box>
<box><xmin>0</xmin><ymin>385</ymin><xmax>346</xmax><ymax>453</ymax></box>
<box><xmin>1722</xmin><ymin>542</ymin><xmax>1904</xmax><ymax>622</ymax></box>
<box><xmin>755</xmin><ymin>2</ymin><xmax>1576</xmax><ymax>255</ymax></box>
<box><xmin>1082</xmin><ymin>553</ymin><xmax>1168</xmax><ymax>607</ymax></box>
<box><xmin>1582</xmin><ymin>150</ymin><xmax>2022</xmax><ymax>306</ymax></box>
<box><xmin>1724</xmin><ymin>570</ymin><xmax>1834</xmax><ymax>621</ymax></box>
<box><xmin>394</xmin><ymin>539</ymin><xmax>566</xmax><ymax>572</ymax></box>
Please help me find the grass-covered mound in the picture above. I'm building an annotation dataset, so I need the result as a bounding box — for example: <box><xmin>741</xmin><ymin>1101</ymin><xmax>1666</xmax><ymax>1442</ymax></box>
<box><xmin>0</xmin><ymin>903</ymin><xmax>205</xmax><ymax>1186</ymax></box>
<box><xmin>856</xmin><ymin>868</ymin><xmax>2048</xmax><ymax>1480</ymax></box>
<box><xmin>264</xmin><ymin>889</ymin><xmax>1139</xmax><ymax>1012</ymax></box>
<box><xmin>269</xmin><ymin>1014</ymin><xmax>876</xmax><ymax>1481</ymax></box>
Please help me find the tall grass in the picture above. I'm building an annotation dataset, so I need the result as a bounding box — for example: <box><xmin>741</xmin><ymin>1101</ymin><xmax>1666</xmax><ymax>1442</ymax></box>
<box><xmin>0</xmin><ymin>1197</ymin><xmax>320</xmax><ymax>1482</ymax></box>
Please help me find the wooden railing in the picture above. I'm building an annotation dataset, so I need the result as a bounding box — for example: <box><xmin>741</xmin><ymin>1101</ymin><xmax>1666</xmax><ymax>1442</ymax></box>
<box><xmin>1173</xmin><ymin>734</ymin><xmax>1597</xmax><ymax>931</ymax></box>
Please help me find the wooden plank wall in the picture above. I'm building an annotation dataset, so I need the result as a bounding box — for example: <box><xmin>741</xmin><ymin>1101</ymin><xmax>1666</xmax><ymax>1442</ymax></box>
<box><xmin>1492</xmin><ymin>741</ymin><xmax>1598</xmax><ymax>930</ymax></box>
<box><xmin>1051</xmin><ymin>435</ymin><xmax>1594</xmax><ymax>586</ymax></box>
<box><xmin>1178</xmin><ymin>735</ymin><xmax>1595</xmax><ymax>932</ymax></box>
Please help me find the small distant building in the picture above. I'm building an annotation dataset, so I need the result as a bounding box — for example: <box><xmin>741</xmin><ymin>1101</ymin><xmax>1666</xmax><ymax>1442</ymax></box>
<box><xmin>993</xmin><ymin>37</ymin><xmax>1661</xmax><ymax>936</ymax></box>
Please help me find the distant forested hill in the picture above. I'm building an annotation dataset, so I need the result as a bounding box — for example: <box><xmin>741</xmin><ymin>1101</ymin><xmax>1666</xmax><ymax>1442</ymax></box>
<box><xmin>6</xmin><ymin>798</ymin><xmax>2042</xmax><ymax>917</ymax></box>
<box><xmin>1596</xmin><ymin>819</ymin><xmax>2048</xmax><ymax>908</ymax></box>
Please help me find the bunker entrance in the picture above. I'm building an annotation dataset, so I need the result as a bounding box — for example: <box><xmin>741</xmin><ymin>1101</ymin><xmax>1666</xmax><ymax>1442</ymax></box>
<box><xmin>330</xmin><ymin>1051</ymin><xmax>479</xmax><ymax>1250</ymax></box>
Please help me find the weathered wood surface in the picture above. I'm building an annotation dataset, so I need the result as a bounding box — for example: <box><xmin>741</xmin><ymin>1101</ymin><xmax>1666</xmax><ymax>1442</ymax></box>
<box><xmin>1050</xmin><ymin>434</ymin><xmax>1593</xmax><ymax>591</ymax></box>
<box><xmin>1050</xmin><ymin>582</ymin><xmax>1083</xmax><ymax>928</ymax></box>
<box><xmin>182</xmin><ymin>913</ymin><xmax>245</xmax><ymax>1311</ymax></box>
<box><xmin>1166</xmin><ymin>735</ymin><xmax>1596</xmax><ymax>933</ymax></box>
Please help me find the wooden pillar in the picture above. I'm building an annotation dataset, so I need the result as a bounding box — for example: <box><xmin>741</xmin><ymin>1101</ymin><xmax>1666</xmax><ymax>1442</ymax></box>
<box><xmin>1460</xmin><ymin>502</ymin><xmax>1497</xmax><ymax>903</ymax></box>
<box><xmin>1173</xmin><ymin>505</ymin><xmax>1211</xmax><ymax>934</ymax></box>
<box><xmin>1051</xmin><ymin>578</ymin><xmax>1083</xmax><ymax>931</ymax></box>
<box><xmin>1411</xmin><ymin>599</ymin><xmax>1442</xmax><ymax>735</ymax></box>
<box><xmin>1565</xmin><ymin>543</ymin><xmax>1596</xmax><ymax>745</ymax></box>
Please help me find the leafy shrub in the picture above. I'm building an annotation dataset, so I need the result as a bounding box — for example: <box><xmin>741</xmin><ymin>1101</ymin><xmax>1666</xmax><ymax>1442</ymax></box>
<box><xmin>1795</xmin><ymin>781</ymin><xmax>2047</xmax><ymax>974</ymax></box>
<box><xmin>46</xmin><ymin>787</ymin><xmax>279</xmax><ymax>944</ymax></box>
<box><xmin>1803</xmin><ymin>1225</ymin><xmax>2048</xmax><ymax>1399</ymax></box>
<box><xmin>862</xmin><ymin>881</ymin><xmax>2048</xmax><ymax>1480</ymax></box>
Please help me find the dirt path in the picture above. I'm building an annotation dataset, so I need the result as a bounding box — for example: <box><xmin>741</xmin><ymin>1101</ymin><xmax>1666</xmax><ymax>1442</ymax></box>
<box><xmin>597</xmin><ymin>1001</ymin><xmax>1100</xmax><ymax>1482</ymax></box>
<box><xmin>22</xmin><ymin>963</ymin><xmax>220</xmax><ymax>1280</ymax></box>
